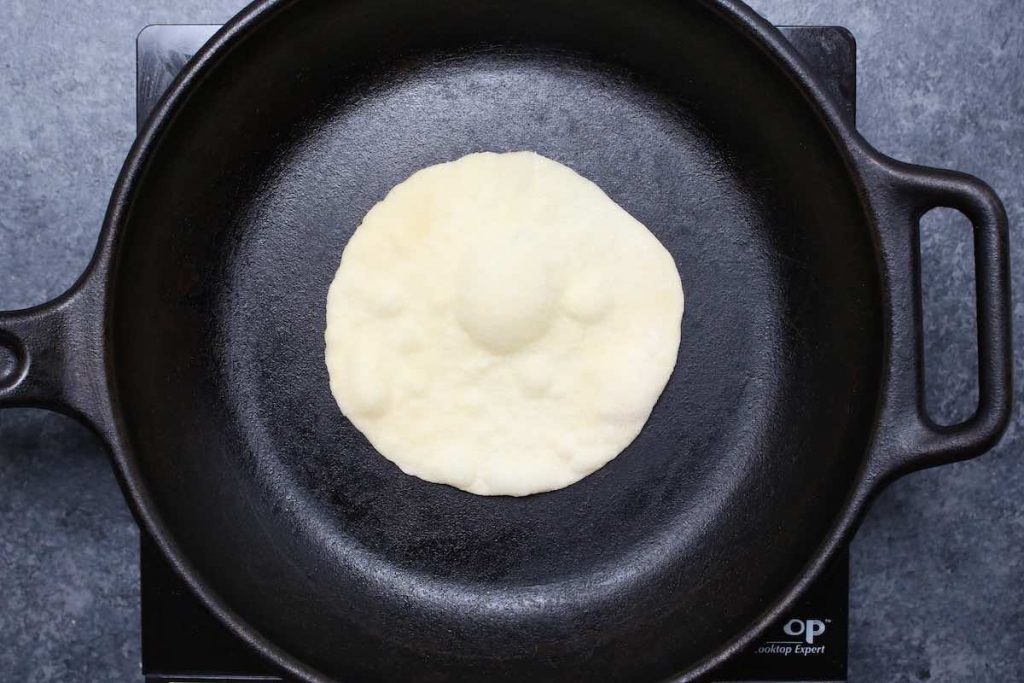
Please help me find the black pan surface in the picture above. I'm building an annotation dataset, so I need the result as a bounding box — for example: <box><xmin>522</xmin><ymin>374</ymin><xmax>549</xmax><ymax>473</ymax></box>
<box><xmin>0</xmin><ymin>1</ymin><xmax>1011</xmax><ymax>681</ymax></box>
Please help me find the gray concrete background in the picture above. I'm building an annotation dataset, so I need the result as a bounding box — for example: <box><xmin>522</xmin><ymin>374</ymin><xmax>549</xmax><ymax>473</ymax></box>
<box><xmin>0</xmin><ymin>1</ymin><xmax>1021</xmax><ymax>681</ymax></box>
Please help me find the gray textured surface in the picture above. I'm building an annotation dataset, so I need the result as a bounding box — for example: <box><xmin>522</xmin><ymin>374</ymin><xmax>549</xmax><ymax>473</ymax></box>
<box><xmin>0</xmin><ymin>1</ymin><xmax>1021</xmax><ymax>681</ymax></box>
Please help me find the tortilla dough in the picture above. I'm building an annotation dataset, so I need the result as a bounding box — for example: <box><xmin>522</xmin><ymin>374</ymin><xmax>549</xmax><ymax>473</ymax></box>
<box><xmin>325</xmin><ymin>151</ymin><xmax>683</xmax><ymax>496</ymax></box>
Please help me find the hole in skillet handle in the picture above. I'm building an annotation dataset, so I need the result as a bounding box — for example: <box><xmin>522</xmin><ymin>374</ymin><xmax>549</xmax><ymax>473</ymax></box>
<box><xmin>920</xmin><ymin>208</ymin><xmax>979</xmax><ymax>426</ymax></box>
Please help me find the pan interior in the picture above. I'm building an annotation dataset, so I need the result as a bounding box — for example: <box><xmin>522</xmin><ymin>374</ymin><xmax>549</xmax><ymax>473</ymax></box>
<box><xmin>111</xmin><ymin>1</ymin><xmax>881</xmax><ymax>680</ymax></box>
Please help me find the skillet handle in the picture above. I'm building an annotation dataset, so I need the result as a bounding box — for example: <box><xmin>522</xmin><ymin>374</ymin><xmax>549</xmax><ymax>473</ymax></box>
<box><xmin>0</xmin><ymin>278</ymin><xmax>109</xmax><ymax>432</ymax></box>
<box><xmin>871</xmin><ymin>159</ymin><xmax>1012</xmax><ymax>478</ymax></box>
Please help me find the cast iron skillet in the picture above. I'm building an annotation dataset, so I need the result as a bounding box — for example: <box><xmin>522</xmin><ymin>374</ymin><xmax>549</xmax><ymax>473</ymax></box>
<box><xmin>0</xmin><ymin>0</ymin><xmax>1012</xmax><ymax>681</ymax></box>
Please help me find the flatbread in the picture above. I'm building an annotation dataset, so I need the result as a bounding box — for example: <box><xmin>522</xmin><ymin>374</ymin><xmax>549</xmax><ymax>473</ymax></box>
<box><xmin>325</xmin><ymin>151</ymin><xmax>683</xmax><ymax>496</ymax></box>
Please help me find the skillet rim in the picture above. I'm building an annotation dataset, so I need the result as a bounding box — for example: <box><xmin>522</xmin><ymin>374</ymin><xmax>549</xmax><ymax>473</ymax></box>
<box><xmin>102</xmin><ymin>1</ymin><xmax>894</xmax><ymax>681</ymax></box>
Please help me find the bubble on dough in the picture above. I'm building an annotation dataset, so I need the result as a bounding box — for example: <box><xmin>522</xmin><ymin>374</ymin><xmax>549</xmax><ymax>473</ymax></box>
<box><xmin>517</xmin><ymin>354</ymin><xmax>555</xmax><ymax>397</ymax></box>
<box><xmin>341</xmin><ymin>339</ymin><xmax>391</xmax><ymax>418</ymax></box>
<box><xmin>455</xmin><ymin>226</ymin><xmax>560</xmax><ymax>354</ymax></box>
<box><xmin>325</xmin><ymin>151</ymin><xmax>683</xmax><ymax>496</ymax></box>
<box><xmin>562</xmin><ymin>269</ymin><xmax>611</xmax><ymax>322</ymax></box>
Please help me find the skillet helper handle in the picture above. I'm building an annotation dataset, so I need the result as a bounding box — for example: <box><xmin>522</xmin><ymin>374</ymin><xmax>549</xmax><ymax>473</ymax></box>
<box><xmin>875</xmin><ymin>161</ymin><xmax>1012</xmax><ymax>477</ymax></box>
<box><xmin>0</xmin><ymin>280</ymin><xmax>107</xmax><ymax>429</ymax></box>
